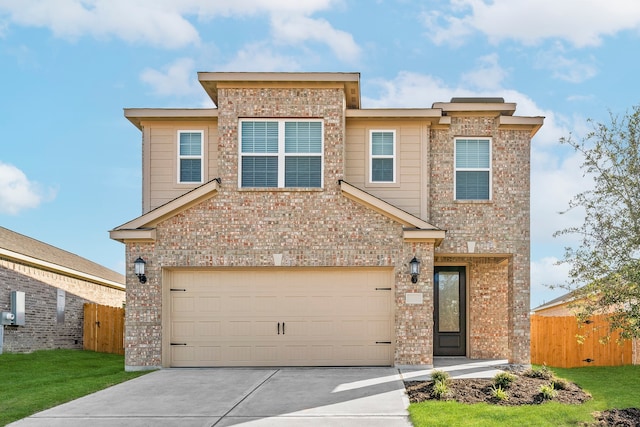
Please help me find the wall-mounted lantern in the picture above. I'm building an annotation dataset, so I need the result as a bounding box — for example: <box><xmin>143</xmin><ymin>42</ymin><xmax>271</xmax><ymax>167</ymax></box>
<box><xmin>409</xmin><ymin>256</ymin><xmax>420</xmax><ymax>283</ymax></box>
<box><xmin>134</xmin><ymin>257</ymin><xmax>147</xmax><ymax>284</ymax></box>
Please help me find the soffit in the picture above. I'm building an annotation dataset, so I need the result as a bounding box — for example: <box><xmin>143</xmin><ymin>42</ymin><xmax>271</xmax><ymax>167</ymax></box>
<box><xmin>432</xmin><ymin>101</ymin><xmax>517</xmax><ymax>116</ymax></box>
<box><xmin>346</xmin><ymin>108</ymin><xmax>442</xmax><ymax>123</ymax></box>
<box><xmin>124</xmin><ymin>108</ymin><xmax>218</xmax><ymax>130</ymax></box>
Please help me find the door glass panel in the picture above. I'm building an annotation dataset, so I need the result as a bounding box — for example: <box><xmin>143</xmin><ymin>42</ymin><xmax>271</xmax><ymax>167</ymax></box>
<box><xmin>438</xmin><ymin>272</ymin><xmax>460</xmax><ymax>332</ymax></box>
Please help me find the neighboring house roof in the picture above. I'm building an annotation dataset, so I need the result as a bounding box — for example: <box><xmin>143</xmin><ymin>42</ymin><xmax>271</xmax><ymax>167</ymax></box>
<box><xmin>531</xmin><ymin>290</ymin><xmax>576</xmax><ymax>313</ymax></box>
<box><xmin>0</xmin><ymin>226</ymin><xmax>125</xmax><ymax>290</ymax></box>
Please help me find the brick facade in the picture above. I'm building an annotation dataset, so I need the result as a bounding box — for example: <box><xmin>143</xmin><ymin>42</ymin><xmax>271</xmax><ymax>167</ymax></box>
<box><xmin>0</xmin><ymin>259</ymin><xmax>125</xmax><ymax>353</ymax></box>
<box><xmin>430</xmin><ymin>118</ymin><xmax>531</xmax><ymax>363</ymax></box>
<box><xmin>116</xmin><ymin>73</ymin><xmax>540</xmax><ymax>369</ymax></box>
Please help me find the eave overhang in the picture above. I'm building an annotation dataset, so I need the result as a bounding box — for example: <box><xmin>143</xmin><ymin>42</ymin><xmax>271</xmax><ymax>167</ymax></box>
<box><xmin>110</xmin><ymin>179</ymin><xmax>220</xmax><ymax>243</ymax></box>
<box><xmin>432</xmin><ymin>100</ymin><xmax>517</xmax><ymax>116</ymax></box>
<box><xmin>0</xmin><ymin>247</ymin><xmax>125</xmax><ymax>290</ymax></box>
<box><xmin>124</xmin><ymin>108</ymin><xmax>218</xmax><ymax>130</ymax></box>
<box><xmin>198</xmin><ymin>72</ymin><xmax>361</xmax><ymax>109</ymax></box>
<box><xmin>346</xmin><ymin>108</ymin><xmax>442</xmax><ymax>120</ymax></box>
<box><xmin>339</xmin><ymin>180</ymin><xmax>446</xmax><ymax>246</ymax></box>
<box><xmin>498</xmin><ymin>115</ymin><xmax>545</xmax><ymax>137</ymax></box>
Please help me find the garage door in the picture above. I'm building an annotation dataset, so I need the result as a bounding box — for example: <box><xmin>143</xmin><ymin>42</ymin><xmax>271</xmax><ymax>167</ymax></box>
<box><xmin>168</xmin><ymin>268</ymin><xmax>394</xmax><ymax>367</ymax></box>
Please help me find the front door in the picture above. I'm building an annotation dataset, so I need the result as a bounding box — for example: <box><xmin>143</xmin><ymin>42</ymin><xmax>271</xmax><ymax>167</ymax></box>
<box><xmin>434</xmin><ymin>266</ymin><xmax>466</xmax><ymax>356</ymax></box>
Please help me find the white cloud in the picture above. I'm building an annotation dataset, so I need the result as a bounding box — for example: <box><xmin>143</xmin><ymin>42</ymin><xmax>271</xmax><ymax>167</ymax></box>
<box><xmin>460</xmin><ymin>53</ymin><xmax>508</xmax><ymax>90</ymax></box>
<box><xmin>424</xmin><ymin>0</ymin><xmax>640</xmax><ymax>48</ymax></box>
<box><xmin>221</xmin><ymin>42</ymin><xmax>301</xmax><ymax>72</ymax></box>
<box><xmin>531</xmin><ymin>256</ymin><xmax>573</xmax><ymax>307</ymax></box>
<box><xmin>530</xmin><ymin>147</ymin><xmax>589</xmax><ymax>247</ymax></box>
<box><xmin>535</xmin><ymin>43</ymin><xmax>598</xmax><ymax>83</ymax></box>
<box><xmin>0</xmin><ymin>162</ymin><xmax>56</xmax><ymax>215</ymax></box>
<box><xmin>0</xmin><ymin>0</ymin><xmax>357</xmax><ymax>62</ymax></box>
<box><xmin>270</xmin><ymin>14</ymin><xmax>360</xmax><ymax>63</ymax></box>
<box><xmin>0</xmin><ymin>0</ymin><xmax>201</xmax><ymax>48</ymax></box>
<box><xmin>141</xmin><ymin>58</ymin><xmax>200</xmax><ymax>97</ymax></box>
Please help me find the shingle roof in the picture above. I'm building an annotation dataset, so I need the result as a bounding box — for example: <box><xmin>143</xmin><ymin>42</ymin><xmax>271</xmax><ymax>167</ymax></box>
<box><xmin>0</xmin><ymin>226</ymin><xmax>125</xmax><ymax>287</ymax></box>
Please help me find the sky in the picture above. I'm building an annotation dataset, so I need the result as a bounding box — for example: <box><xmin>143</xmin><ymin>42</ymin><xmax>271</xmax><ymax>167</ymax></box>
<box><xmin>1</xmin><ymin>0</ymin><xmax>640</xmax><ymax>308</ymax></box>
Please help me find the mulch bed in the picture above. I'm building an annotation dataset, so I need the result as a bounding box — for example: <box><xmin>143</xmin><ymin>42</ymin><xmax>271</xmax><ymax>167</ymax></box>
<box><xmin>405</xmin><ymin>373</ymin><xmax>640</xmax><ymax>426</ymax></box>
<box><xmin>405</xmin><ymin>375</ymin><xmax>590</xmax><ymax>406</ymax></box>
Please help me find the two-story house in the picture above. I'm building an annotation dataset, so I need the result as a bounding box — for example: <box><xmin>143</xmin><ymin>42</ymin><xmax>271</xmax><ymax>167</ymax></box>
<box><xmin>110</xmin><ymin>72</ymin><xmax>543</xmax><ymax>371</ymax></box>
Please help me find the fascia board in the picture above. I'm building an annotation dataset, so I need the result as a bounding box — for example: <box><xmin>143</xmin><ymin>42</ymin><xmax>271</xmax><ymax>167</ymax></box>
<box><xmin>340</xmin><ymin>181</ymin><xmax>441</xmax><ymax>230</ymax></box>
<box><xmin>111</xmin><ymin>180</ymin><xmax>220</xmax><ymax>235</ymax></box>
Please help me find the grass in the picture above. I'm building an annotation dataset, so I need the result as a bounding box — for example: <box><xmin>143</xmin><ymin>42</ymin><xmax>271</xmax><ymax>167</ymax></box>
<box><xmin>409</xmin><ymin>365</ymin><xmax>640</xmax><ymax>427</ymax></box>
<box><xmin>0</xmin><ymin>349</ymin><xmax>149</xmax><ymax>426</ymax></box>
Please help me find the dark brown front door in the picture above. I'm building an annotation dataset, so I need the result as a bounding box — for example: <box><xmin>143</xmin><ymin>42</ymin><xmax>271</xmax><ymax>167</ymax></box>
<box><xmin>434</xmin><ymin>266</ymin><xmax>466</xmax><ymax>356</ymax></box>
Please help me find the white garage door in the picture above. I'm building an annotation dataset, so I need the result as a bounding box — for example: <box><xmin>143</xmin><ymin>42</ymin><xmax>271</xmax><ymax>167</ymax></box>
<box><xmin>167</xmin><ymin>268</ymin><xmax>394</xmax><ymax>367</ymax></box>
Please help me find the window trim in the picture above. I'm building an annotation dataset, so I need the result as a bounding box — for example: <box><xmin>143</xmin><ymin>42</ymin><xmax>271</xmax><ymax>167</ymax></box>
<box><xmin>238</xmin><ymin>119</ymin><xmax>324</xmax><ymax>189</ymax></box>
<box><xmin>177</xmin><ymin>130</ymin><xmax>204</xmax><ymax>184</ymax></box>
<box><xmin>454</xmin><ymin>137</ymin><xmax>492</xmax><ymax>201</ymax></box>
<box><xmin>369</xmin><ymin>130</ymin><xmax>396</xmax><ymax>184</ymax></box>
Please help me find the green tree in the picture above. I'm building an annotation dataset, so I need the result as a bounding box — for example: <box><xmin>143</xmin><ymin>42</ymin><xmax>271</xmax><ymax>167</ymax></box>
<box><xmin>554</xmin><ymin>106</ymin><xmax>640</xmax><ymax>340</ymax></box>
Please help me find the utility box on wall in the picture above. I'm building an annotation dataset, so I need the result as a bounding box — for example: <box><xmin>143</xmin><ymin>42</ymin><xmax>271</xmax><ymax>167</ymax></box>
<box><xmin>11</xmin><ymin>291</ymin><xmax>25</xmax><ymax>326</ymax></box>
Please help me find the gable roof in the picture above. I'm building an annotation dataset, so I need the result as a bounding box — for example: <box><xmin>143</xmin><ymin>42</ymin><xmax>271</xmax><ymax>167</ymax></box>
<box><xmin>340</xmin><ymin>180</ymin><xmax>446</xmax><ymax>245</ymax></box>
<box><xmin>0</xmin><ymin>227</ymin><xmax>125</xmax><ymax>290</ymax></box>
<box><xmin>110</xmin><ymin>179</ymin><xmax>445</xmax><ymax>246</ymax></box>
<box><xmin>110</xmin><ymin>179</ymin><xmax>221</xmax><ymax>242</ymax></box>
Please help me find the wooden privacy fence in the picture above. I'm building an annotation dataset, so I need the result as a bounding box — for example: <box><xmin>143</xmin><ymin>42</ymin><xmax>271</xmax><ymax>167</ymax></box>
<box><xmin>83</xmin><ymin>303</ymin><xmax>125</xmax><ymax>355</ymax></box>
<box><xmin>531</xmin><ymin>314</ymin><xmax>632</xmax><ymax>368</ymax></box>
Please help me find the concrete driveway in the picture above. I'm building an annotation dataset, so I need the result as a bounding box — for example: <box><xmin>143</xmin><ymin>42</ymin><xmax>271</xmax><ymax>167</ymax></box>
<box><xmin>9</xmin><ymin>368</ymin><xmax>412</xmax><ymax>427</ymax></box>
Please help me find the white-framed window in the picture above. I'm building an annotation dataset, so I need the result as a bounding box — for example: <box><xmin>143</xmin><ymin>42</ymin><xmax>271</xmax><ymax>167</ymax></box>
<box><xmin>177</xmin><ymin>130</ymin><xmax>204</xmax><ymax>183</ymax></box>
<box><xmin>239</xmin><ymin>119</ymin><xmax>323</xmax><ymax>188</ymax></box>
<box><xmin>454</xmin><ymin>138</ymin><xmax>491</xmax><ymax>200</ymax></box>
<box><xmin>369</xmin><ymin>130</ymin><xmax>396</xmax><ymax>183</ymax></box>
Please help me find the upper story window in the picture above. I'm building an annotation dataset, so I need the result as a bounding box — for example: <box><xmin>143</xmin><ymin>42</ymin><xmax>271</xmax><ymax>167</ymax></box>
<box><xmin>178</xmin><ymin>131</ymin><xmax>203</xmax><ymax>183</ymax></box>
<box><xmin>370</xmin><ymin>130</ymin><xmax>396</xmax><ymax>183</ymax></box>
<box><xmin>239</xmin><ymin>119</ymin><xmax>323</xmax><ymax>188</ymax></box>
<box><xmin>455</xmin><ymin>138</ymin><xmax>491</xmax><ymax>200</ymax></box>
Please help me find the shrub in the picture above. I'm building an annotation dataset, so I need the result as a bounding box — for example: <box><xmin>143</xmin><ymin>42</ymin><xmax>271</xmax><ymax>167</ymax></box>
<box><xmin>524</xmin><ymin>364</ymin><xmax>553</xmax><ymax>380</ymax></box>
<box><xmin>539</xmin><ymin>384</ymin><xmax>558</xmax><ymax>400</ymax></box>
<box><xmin>493</xmin><ymin>372</ymin><xmax>516</xmax><ymax>389</ymax></box>
<box><xmin>430</xmin><ymin>369</ymin><xmax>450</xmax><ymax>384</ymax></box>
<box><xmin>551</xmin><ymin>378</ymin><xmax>569</xmax><ymax>390</ymax></box>
<box><xmin>490</xmin><ymin>385</ymin><xmax>510</xmax><ymax>401</ymax></box>
<box><xmin>432</xmin><ymin>379</ymin><xmax>452</xmax><ymax>400</ymax></box>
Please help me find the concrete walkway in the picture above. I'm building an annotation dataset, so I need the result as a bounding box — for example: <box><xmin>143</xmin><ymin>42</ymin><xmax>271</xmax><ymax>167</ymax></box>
<box><xmin>10</xmin><ymin>359</ymin><xmax>507</xmax><ymax>427</ymax></box>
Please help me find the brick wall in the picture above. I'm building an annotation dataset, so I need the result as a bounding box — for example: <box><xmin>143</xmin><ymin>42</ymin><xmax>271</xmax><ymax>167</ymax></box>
<box><xmin>124</xmin><ymin>87</ymin><xmax>437</xmax><ymax>369</ymax></box>
<box><xmin>1</xmin><ymin>266</ymin><xmax>84</xmax><ymax>352</ymax></box>
<box><xmin>430</xmin><ymin>117</ymin><xmax>531</xmax><ymax>364</ymax></box>
<box><xmin>0</xmin><ymin>259</ymin><xmax>125</xmax><ymax>353</ymax></box>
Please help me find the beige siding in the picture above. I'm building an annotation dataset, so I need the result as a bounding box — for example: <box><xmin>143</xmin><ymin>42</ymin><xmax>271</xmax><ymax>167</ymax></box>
<box><xmin>345</xmin><ymin>120</ymin><xmax>426</xmax><ymax>218</ymax></box>
<box><xmin>142</xmin><ymin>120</ymin><xmax>218</xmax><ymax>212</ymax></box>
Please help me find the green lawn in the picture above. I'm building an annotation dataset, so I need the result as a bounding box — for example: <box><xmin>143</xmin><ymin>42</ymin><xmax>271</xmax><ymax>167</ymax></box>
<box><xmin>409</xmin><ymin>365</ymin><xmax>640</xmax><ymax>427</ymax></box>
<box><xmin>0</xmin><ymin>349</ymin><xmax>149</xmax><ymax>426</ymax></box>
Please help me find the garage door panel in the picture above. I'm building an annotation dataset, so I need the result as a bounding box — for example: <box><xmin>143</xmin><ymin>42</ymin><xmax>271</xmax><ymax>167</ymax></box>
<box><xmin>195</xmin><ymin>297</ymin><xmax>221</xmax><ymax>313</ymax></box>
<box><xmin>169</xmin><ymin>268</ymin><xmax>394</xmax><ymax>367</ymax></box>
<box><xmin>172</xmin><ymin>296</ymin><xmax>195</xmax><ymax>313</ymax></box>
<box><xmin>194</xmin><ymin>321</ymin><xmax>221</xmax><ymax>337</ymax></box>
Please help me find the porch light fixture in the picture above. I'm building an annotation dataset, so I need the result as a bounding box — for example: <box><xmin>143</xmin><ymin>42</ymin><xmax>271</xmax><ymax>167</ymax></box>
<box><xmin>409</xmin><ymin>256</ymin><xmax>420</xmax><ymax>283</ymax></box>
<box><xmin>134</xmin><ymin>257</ymin><xmax>147</xmax><ymax>284</ymax></box>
